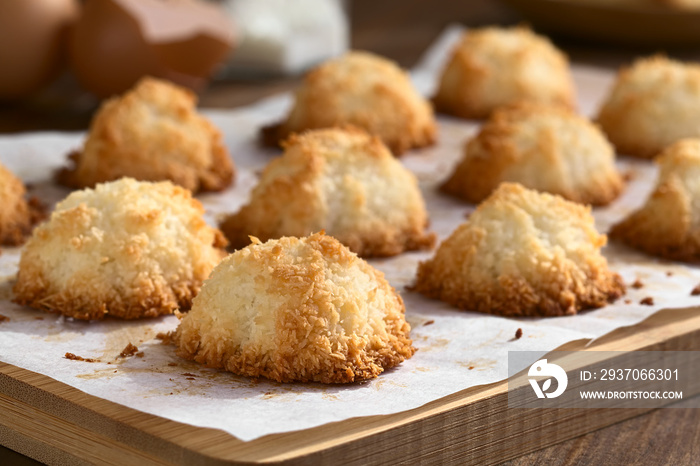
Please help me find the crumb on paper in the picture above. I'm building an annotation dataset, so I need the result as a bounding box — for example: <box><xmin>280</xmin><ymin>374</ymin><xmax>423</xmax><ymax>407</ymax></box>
<box><xmin>691</xmin><ymin>284</ymin><xmax>700</xmax><ymax>296</ymax></box>
<box><xmin>623</xmin><ymin>170</ymin><xmax>635</xmax><ymax>182</ymax></box>
<box><xmin>156</xmin><ymin>332</ymin><xmax>174</xmax><ymax>345</ymax></box>
<box><xmin>135</xmin><ymin>352</ymin><xmax>144</xmax><ymax>358</ymax></box>
<box><xmin>119</xmin><ymin>343</ymin><xmax>139</xmax><ymax>358</ymax></box>
<box><xmin>182</xmin><ymin>373</ymin><xmax>196</xmax><ymax>377</ymax></box>
<box><xmin>34</xmin><ymin>316</ymin><xmax>44</xmax><ymax>320</ymax></box>
<box><xmin>640</xmin><ymin>297</ymin><xmax>654</xmax><ymax>306</ymax></box>
<box><xmin>468</xmin><ymin>365</ymin><xmax>475</xmax><ymax>370</ymax></box>
<box><xmin>423</xmin><ymin>319</ymin><xmax>435</xmax><ymax>326</ymax></box>
<box><xmin>624</xmin><ymin>299</ymin><xmax>632</xmax><ymax>304</ymax></box>
<box><xmin>65</xmin><ymin>352</ymin><xmax>99</xmax><ymax>363</ymax></box>
<box><xmin>631</xmin><ymin>279</ymin><xmax>644</xmax><ymax>289</ymax></box>
<box><xmin>167</xmin><ymin>362</ymin><xmax>178</xmax><ymax>367</ymax></box>
<box><xmin>186</xmin><ymin>377</ymin><xmax>195</xmax><ymax>381</ymax></box>
<box><xmin>0</xmin><ymin>314</ymin><xmax>9</xmax><ymax>323</ymax></box>
<box><xmin>515</xmin><ymin>328</ymin><xmax>523</xmax><ymax>340</ymax></box>
<box><xmin>667</xmin><ymin>271</ymin><xmax>674</xmax><ymax>277</ymax></box>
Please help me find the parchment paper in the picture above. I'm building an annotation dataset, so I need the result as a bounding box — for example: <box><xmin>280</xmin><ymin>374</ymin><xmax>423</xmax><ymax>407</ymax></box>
<box><xmin>1</xmin><ymin>26</ymin><xmax>699</xmax><ymax>442</ymax></box>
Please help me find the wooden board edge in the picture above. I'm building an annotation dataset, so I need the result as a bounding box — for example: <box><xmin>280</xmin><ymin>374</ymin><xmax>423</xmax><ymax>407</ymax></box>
<box><xmin>1</xmin><ymin>307</ymin><xmax>699</xmax><ymax>465</ymax></box>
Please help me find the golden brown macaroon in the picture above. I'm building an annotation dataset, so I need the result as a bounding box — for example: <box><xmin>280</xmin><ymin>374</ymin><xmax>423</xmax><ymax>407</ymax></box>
<box><xmin>432</xmin><ymin>27</ymin><xmax>576</xmax><ymax>119</ymax></box>
<box><xmin>596</xmin><ymin>56</ymin><xmax>700</xmax><ymax>158</ymax></box>
<box><xmin>441</xmin><ymin>103</ymin><xmax>624</xmax><ymax>206</ymax></box>
<box><xmin>0</xmin><ymin>162</ymin><xmax>44</xmax><ymax>246</ymax></box>
<box><xmin>13</xmin><ymin>178</ymin><xmax>227</xmax><ymax>320</ymax></box>
<box><xmin>58</xmin><ymin>77</ymin><xmax>234</xmax><ymax>192</ymax></box>
<box><xmin>175</xmin><ymin>232</ymin><xmax>415</xmax><ymax>383</ymax></box>
<box><xmin>261</xmin><ymin>51</ymin><xmax>437</xmax><ymax>156</ymax></box>
<box><xmin>221</xmin><ymin>127</ymin><xmax>435</xmax><ymax>257</ymax></box>
<box><xmin>610</xmin><ymin>139</ymin><xmax>700</xmax><ymax>262</ymax></box>
<box><xmin>414</xmin><ymin>183</ymin><xmax>624</xmax><ymax>317</ymax></box>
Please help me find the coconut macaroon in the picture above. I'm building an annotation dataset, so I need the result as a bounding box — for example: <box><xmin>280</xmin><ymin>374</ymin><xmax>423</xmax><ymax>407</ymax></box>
<box><xmin>610</xmin><ymin>139</ymin><xmax>700</xmax><ymax>262</ymax></box>
<box><xmin>221</xmin><ymin>127</ymin><xmax>436</xmax><ymax>257</ymax></box>
<box><xmin>261</xmin><ymin>51</ymin><xmax>437</xmax><ymax>156</ymax></box>
<box><xmin>596</xmin><ymin>56</ymin><xmax>700</xmax><ymax>159</ymax></box>
<box><xmin>441</xmin><ymin>104</ymin><xmax>624</xmax><ymax>206</ymax></box>
<box><xmin>0</xmin><ymin>162</ymin><xmax>44</xmax><ymax>246</ymax></box>
<box><xmin>432</xmin><ymin>27</ymin><xmax>576</xmax><ymax>119</ymax></box>
<box><xmin>58</xmin><ymin>77</ymin><xmax>235</xmax><ymax>193</ymax></box>
<box><xmin>13</xmin><ymin>178</ymin><xmax>227</xmax><ymax>320</ymax></box>
<box><xmin>414</xmin><ymin>183</ymin><xmax>624</xmax><ymax>317</ymax></box>
<box><xmin>175</xmin><ymin>233</ymin><xmax>415</xmax><ymax>383</ymax></box>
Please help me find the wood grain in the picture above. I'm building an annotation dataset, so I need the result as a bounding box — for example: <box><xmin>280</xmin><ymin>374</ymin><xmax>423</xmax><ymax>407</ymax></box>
<box><xmin>2</xmin><ymin>308</ymin><xmax>700</xmax><ymax>465</ymax></box>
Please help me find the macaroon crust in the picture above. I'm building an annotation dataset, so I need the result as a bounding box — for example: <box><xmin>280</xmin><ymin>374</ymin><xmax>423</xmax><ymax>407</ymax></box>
<box><xmin>433</xmin><ymin>26</ymin><xmax>576</xmax><ymax>119</ymax></box>
<box><xmin>610</xmin><ymin>139</ymin><xmax>700</xmax><ymax>262</ymax></box>
<box><xmin>175</xmin><ymin>233</ymin><xmax>416</xmax><ymax>383</ymax></box>
<box><xmin>13</xmin><ymin>178</ymin><xmax>228</xmax><ymax>320</ymax></box>
<box><xmin>596</xmin><ymin>56</ymin><xmax>700</xmax><ymax>158</ymax></box>
<box><xmin>0</xmin><ymin>162</ymin><xmax>45</xmax><ymax>246</ymax></box>
<box><xmin>441</xmin><ymin>103</ymin><xmax>624</xmax><ymax>206</ymax></box>
<box><xmin>414</xmin><ymin>183</ymin><xmax>625</xmax><ymax>317</ymax></box>
<box><xmin>222</xmin><ymin>127</ymin><xmax>436</xmax><ymax>257</ymax></box>
<box><xmin>58</xmin><ymin>77</ymin><xmax>235</xmax><ymax>193</ymax></box>
<box><xmin>261</xmin><ymin>51</ymin><xmax>437</xmax><ymax>155</ymax></box>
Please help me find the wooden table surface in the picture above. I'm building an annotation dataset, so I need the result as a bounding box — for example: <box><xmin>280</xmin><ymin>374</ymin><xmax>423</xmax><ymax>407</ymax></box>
<box><xmin>1</xmin><ymin>1</ymin><xmax>699</xmax><ymax>464</ymax></box>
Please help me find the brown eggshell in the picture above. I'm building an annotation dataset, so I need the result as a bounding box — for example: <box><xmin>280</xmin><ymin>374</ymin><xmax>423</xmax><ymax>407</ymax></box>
<box><xmin>0</xmin><ymin>0</ymin><xmax>78</xmax><ymax>99</ymax></box>
<box><xmin>69</xmin><ymin>0</ymin><xmax>234</xmax><ymax>98</ymax></box>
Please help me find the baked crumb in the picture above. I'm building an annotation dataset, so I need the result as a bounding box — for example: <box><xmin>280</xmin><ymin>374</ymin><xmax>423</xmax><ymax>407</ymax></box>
<box><xmin>167</xmin><ymin>362</ymin><xmax>178</xmax><ymax>367</ymax></box>
<box><xmin>135</xmin><ymin>352</ymin><xmax>144</xmax><ymax>358</ymax></box>
<box><xmin>631</xmin><ymin>279</ymin><xmax>644</xmax><ymax>289</ymax></box>
<box><xmin>423</xmin><ymin>320</ymin><xmax>435</xmax><ymax>326</ymax></box>
<box><xmin>515</xmin><ymin>328</ymin><xmax>523</xmax><ymax>340</ymax></box>
<box><xmin>119</xmin><ymin>343</ymin><xmax>139</xmax><ymax>358</ymax></box>
<box><xmin>182</xmin><ymin>372</ymin><xmax>196</xmax><ymax>377</ymax></box>
<box><xmin>624</xmin><ymin>299</ymin><xmax>633</xmax><ymax>304</ymax></box>
<box><xmin>667</xmin><ymin>271</ymin><xmax>674</xmax><ymax>276</ymax></box>
<box><xmin>0</xmin><ymin>314</ymin><xmax>9</xmax><ymax>323</ymax></box>
<box><xmin>156</xmin><ymin>332</ymin><xmax>175</xmax><ymax>345</ymax></box>
<box><xmin>691</xmin><ymin>284</ymin><xmax>700</xmax><ymax>296</ymax></box>
<box><xmin>640</xmin><ymin>297</ymin><xmax>655</xmax><ymax>306</ymax></box>
<box><xmin>65</xmin><ymin>352</ymin><xmax>99</xmax><ymax>363</ymax></box>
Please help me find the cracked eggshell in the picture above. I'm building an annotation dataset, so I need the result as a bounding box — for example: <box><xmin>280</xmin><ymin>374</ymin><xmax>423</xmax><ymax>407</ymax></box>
<box><xmin>69</xmin><ymin>0</ymin><xmax>234</xmax><ymax>98</ymax></box>
<box><xmin>0</xmin><ymin>0</ymin><xmax>79</xmax><ymax>99</ymax></box>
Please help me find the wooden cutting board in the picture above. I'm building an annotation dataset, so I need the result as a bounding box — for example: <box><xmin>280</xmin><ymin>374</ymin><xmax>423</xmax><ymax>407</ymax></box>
<box><xmin>2</xmin><ymin>306</ymin><xmax>699</xmax><ymax>465</ymax></box>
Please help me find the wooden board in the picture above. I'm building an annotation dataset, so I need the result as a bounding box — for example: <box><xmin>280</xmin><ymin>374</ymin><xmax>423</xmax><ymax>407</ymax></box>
<box><xmin>2</xmin><ymin>307</ymin><xmax>700</xmax><ymax>465</ymax></box>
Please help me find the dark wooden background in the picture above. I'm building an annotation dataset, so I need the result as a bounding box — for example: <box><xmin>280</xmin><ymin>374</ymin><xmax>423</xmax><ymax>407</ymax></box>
<box><xmin>1</xmin><ymin>0</ymin><xmax>699</xmax><ymax>464</ymax></box>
